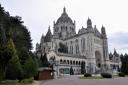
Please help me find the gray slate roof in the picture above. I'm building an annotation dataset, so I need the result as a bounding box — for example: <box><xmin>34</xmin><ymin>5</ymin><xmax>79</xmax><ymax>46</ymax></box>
<box><xmin>44</xmin><ymin>28</ymin><xmax>52</xmax><ymax>42</ymax></box>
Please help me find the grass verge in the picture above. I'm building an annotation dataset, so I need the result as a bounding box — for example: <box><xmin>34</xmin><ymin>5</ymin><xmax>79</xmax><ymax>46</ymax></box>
<box><xmin>0</xmin><ymin>77</ymin><xmax>33</xmax><ymax>85</ymax></box>
<box><xmin>79</xmin><ymin>76</ymin><xmax>103</xmax><ymax>79</ymax></box>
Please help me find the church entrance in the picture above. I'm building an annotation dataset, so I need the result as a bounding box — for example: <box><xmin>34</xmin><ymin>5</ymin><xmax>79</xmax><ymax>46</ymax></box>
<box><xmin>95</xmin><ymin>51</ymin><xmax>102</xmax><ymax>73</ymax></box>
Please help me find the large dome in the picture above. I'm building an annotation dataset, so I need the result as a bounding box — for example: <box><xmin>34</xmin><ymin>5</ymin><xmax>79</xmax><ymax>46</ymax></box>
<box><xmin>56</xmin><ymin>7</ymin><xmax>73</xmax><ymax>24</ymax></box>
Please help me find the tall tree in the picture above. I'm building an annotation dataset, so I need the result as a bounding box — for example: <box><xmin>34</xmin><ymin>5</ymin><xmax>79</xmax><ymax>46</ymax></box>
<box><xmin>22</xmin><ymin>56</ymin><xmax>38</xmax><ymax>78</ymax></box>
<box><xmin>70</xmin><ymin>66</ymin><xmax>74</xmax><ymax>75</ymax></box>
<box><xmin>0</xmin><ymin>39</ymin><xmax>17</xmax><ymax>80</ymax></box>
<box><xmin>81</xmin><ymin>61</ymin><xmax>85</xmax><ymax>74</ymax></box>
<box><xmin>121</xmin><ymin>53</ymin><xmax>128</xmax><ymax>75</ymax></box>
<box><xmin>0</xmin><ymin>4</ymin><xmax>37</xmax><ymax>80</ymax></box>
<box><xmin>40</xmin><ymin>53</ymin><xmax>49</xmax><ymax>67</ymax></box>
<box><xmin>5</xmin><ymin>42</ymin><xmax>23</xmax><ymax>80</ymax></box>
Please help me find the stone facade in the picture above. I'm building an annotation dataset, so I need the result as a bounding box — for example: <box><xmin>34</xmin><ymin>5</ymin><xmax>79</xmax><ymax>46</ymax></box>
<box><xmin>36</xmin><ymin>7</ymin><xmax>111</xmax><ymax>75</ymax></box>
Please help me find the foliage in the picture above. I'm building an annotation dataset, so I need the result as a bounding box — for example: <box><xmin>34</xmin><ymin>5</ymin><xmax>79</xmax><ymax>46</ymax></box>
<box><xmin>40</xmin><ymin>53</ymin><xmax>50</xmax><ymax>67</ymax></box>
<box><xmin>70</xmin><ymin>66</ymin><xmax>74</xmax><ymax>75</ymax></box>
<box><xmin>5</xmin><ymin>39</ymin><xmax>23</xmax><ymax>80</ymax></box>
<box><xmin>120</xmin><ymin>54</ymin><xmax>128</xmax><ymax>75</ymax></box>
<box><xmin>81</xmin><ymin>61</ymin><xmax>85</xmax><ymax>74</ymax></box>
<box><xmin>0</xmin><ymin>4</ymin><xmax>32</xmax><ymax>51</ymax></box>
<box><xmin>5</xmin><ymin>54</ymin><xmax>23</xmax><ymax>80</ymax></box>
<box><xmin>84</xmin><ymin>73</ymin><xmax>92</xmax><ymax>77</ymax></box>
<box><xmin>101</xmin><ymin>73</ymin><xmax>112</xmax><ymax>78</ymax></box>
<box><xmin>0</xmin><ymin>4</ymin><xmax>37</xmax><ymax>81</ymax></box>
<box><xmin>58</xmin><ymin>42</ymin><xmax>68</xmax><ymax>53</ymax></box>
<box><xmin>22</xmin><ymin>56</ymin><xmax>38</xmax><ymax>79</ymax></box>
<box><xmin>0</xmin><ymin>39</ymin><xmax>15</xmax><ymax>80</ymax></box>
<box><xmin>118</xmin><ymin>72</ymin><xmax>125</xmax><ymax>77</ymax></box>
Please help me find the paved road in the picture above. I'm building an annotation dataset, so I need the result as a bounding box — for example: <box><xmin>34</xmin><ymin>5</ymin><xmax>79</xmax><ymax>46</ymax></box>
<box><xmin>40</xmin><ymin>75</ymin><xmax>128</xmax><ymax>85</ymax></box>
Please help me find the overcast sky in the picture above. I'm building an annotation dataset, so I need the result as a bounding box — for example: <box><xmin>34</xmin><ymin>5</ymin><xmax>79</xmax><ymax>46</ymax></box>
<box><xmin>1</xmin><ymin>0</ymin><xmax>128</xmax><ymax>54</ymax></box>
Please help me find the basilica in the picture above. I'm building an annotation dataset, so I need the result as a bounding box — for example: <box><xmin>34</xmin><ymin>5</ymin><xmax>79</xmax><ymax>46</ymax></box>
<box><xmin>36</xmin><ymin>7</ymin><xmax>120</xmax><ymax>75</ymax></box>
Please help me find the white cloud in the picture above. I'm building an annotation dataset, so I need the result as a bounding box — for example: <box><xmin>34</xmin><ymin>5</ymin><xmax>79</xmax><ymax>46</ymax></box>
<box><xmin>108</xmin><ymin>32</ymin><xmax>128</xmax><ymax>54</ymax></box>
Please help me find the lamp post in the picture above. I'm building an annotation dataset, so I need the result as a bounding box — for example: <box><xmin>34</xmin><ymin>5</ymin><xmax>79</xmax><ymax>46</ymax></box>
<box><xmin>55</xmin><ymin>60</ymin><xmax>59</xmax><ymax>78</ymax></box>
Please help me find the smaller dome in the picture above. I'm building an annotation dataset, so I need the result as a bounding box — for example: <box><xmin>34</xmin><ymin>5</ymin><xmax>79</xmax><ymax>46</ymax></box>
<box><xmin>40</xmin><ymin>34</ymin><xmax>45</xmax><ymax>43</ymax></box>
<box><xmin>44</xmin><ymin>27</ymin><xmax>52</xmax><ymax>42</ymax></box>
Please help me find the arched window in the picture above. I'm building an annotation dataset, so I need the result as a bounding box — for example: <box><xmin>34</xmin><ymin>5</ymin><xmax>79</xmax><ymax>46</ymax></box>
<box><xmin>76</xmin><ymin>61</ymin><xmax>78</xmax><ymax>65</ymax></box>
<box><xmin>67</xmin><ymin>60</ymin><xmax>69</xmax><ymax>64</ymax></box>
<box><xmin>66</xmin><ymin>26</ymin><xmax>67</xmax><ymax>31</ymax></box>
<box><xmin>75</xmin><ymin>45</ymin><xmax>79</xmax><ymax>53</ymax></box>
<box><xmin>81</xmin><ymin>38</ymin><xmax>85</xmax><ymax>52</ymax></box>
<box><xmin>75</xmin><ymin>39</ymin><xmax>79</xmax><ymax>53</ymax></box>
<box><xmin>70</xmin><ymin>60</ymin><xmax>72</xmax><ymax>65</ymax></box>
<box><xmin>79</xmin><ymin>61</ymin><xmax>81</xmax><ymax>65</ymax></box>
<box><xmin>70</xmin><ymin>45</ymin><xmax>73</xmax><ymax>54</ymax></box>
<box><xmin>60</xmin><ymin>59</ymin><xmax>63</xmax><ymax>64</ymax></box>
<box><xmin>64</xmin><ymin>60</ymin><xmax>66</xmax><ymax>64</ymax></box>
<box><xmin>73</xmin><ymin>61</ymin><xmax>75</xmax><ymax>65</ymax></box>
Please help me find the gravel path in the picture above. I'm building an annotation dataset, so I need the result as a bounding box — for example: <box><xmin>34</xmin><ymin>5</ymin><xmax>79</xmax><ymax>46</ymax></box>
<box><xmin>39</xmin><ymin>75</ymin><xmax>128</xmax><ymax>85</ymax></box>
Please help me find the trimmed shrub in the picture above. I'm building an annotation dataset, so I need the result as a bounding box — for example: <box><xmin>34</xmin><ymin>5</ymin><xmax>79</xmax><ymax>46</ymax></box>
<box><xmin>101</xmin><ymin>73</ymin><xmax>112</xmax><ymax>78</ymax></box>
<box><xmin>84</xmin><ymin>73</ymin><xmax>92</xmax><ymax>77</ymax></box>
<box><xmin>118</xmin><ymin>72</ymin><xmax>125</xmax><ymax>77</ymax></box>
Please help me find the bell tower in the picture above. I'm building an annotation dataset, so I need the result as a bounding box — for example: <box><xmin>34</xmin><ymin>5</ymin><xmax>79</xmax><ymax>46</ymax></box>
<box><xmin>101</xmin><ymin>25</ymin><xmax>109</xmax><ymax>71</ymax></box>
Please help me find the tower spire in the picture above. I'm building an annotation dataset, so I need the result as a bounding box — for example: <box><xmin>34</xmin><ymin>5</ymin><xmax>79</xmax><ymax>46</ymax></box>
<box><xmin>101</xmin><ymin>25</ymin><xmax>106</xmax><ymax>34</ymax></box>
<box><xmin>63</xmin><ymin>7</ymin><xmax>66</xmax><ymax>13</ymax></box>
<box><xmin>48</xmin><ymin>25</ymin><xmax>50</xmax><ymax>30</ymax></box>
<box><xmin>87</xmin><ymin>17</ymin><xmax>92</xmax><ymax>28</ymax></box>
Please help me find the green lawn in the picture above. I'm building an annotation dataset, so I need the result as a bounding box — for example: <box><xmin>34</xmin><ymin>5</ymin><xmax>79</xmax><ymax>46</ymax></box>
<box><xmin>79</xmin><ymin>76</ymin><xmax>103</xmax><ymax>79</ymax></box>
<box><xmin>0</xmin><ymin>78</ymin><xmax>33</xmax><ymax>85</ymax></box>
<box><xmin>0</xmin><ymin>81</ymin><xmax>32</xmax><ymax>85</ymax></box>
<box><xmin>0</xmin><ymin>82</ymin><xmax>34</xmax><ymax>85</ymax></box>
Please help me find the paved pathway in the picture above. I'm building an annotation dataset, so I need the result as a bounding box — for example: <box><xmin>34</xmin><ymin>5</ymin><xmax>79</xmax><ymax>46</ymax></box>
<box><xmin>40</xmin><ymin>75</ymin><xmax>128</xmax><ymax>85</ymax></box>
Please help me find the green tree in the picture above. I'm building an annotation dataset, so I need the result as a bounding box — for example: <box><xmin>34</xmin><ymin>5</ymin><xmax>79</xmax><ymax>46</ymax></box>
<box><xmin>81</xmin><ymin>61</ymin><xmax>85</xmax><ymax>74</ymax></box>
<box><xmin>0</xmin><ymin>4</ymin><xmax>36</xmax><ymax>80</ymax></box>
<box><xmin>0</xmin><ymin>4</ymin><xmax>32</xmax><ymax>51</ymax></box>
<box><xmin>70</xmin><ymin>66</ymin><xmax>74</xmax><ymax>75</ymax></box>
<box><xmin>9</xmin><ymin>16</ymin><xmax>32</xmax><ymax>51</ymax></box>
<box><xmin>22</xmin><ymin>56</ymin><xmax>38</xmax><ymax>78</ymax></box>
<box><xmin>121</xmin><ymin>54</ymin><xmax>128</xmax><ymax>75</ymax></box>
<box><xmin>40</xmin><ymin>53</ymin><xmax>49</xmax><ymax>67</ymax></box>
<box><xmin>5</xmin><ymin>55</ymin><xmax>23</xmax><ymax>80</ymax></box>
<box><xmin>5</xmin><ymin>38</ymin><xmax>22</xmax><ymax>80</ymax></box>
<box><xmin>0</xmin><ymin>39</ymin><xmax>15</xmax><ymax>80</ymax></box>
